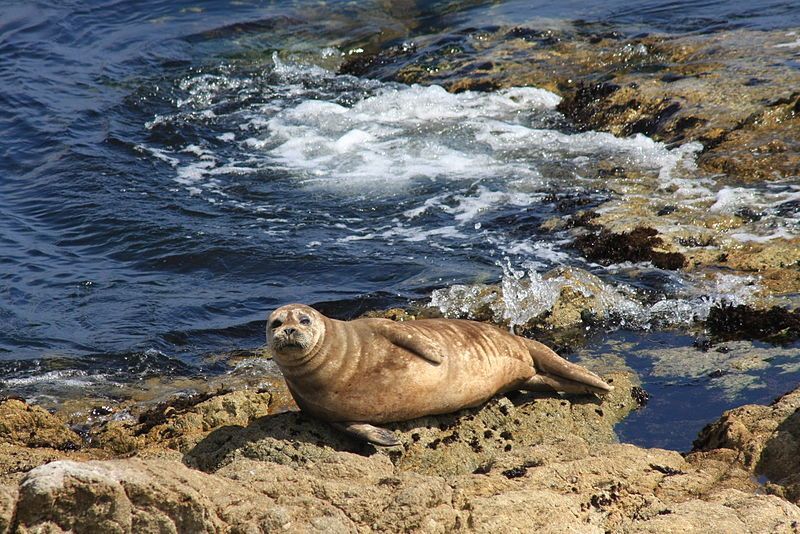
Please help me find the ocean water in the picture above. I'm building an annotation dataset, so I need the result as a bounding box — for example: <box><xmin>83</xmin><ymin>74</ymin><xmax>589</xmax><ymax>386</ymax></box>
<box><xmin>1</xmin><ymin>0</ymin><xmax>799</xmax><ymax>450</ymax></box>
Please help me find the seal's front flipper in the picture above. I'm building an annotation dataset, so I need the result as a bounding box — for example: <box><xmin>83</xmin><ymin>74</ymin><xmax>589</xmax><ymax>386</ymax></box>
<box><xmin>378</xmin><ymin>324</ymin><xmax>444</xmax><ymax>365</ymax></box>
<box><xmin>523</xmin><ymin>338</ymin><xmax>612</xmax><ymax>395</ymax></box>
<box><xmin>332</xmin><ymin>422</ymin><xmax>400</xmax><ymax>446</ymax></box>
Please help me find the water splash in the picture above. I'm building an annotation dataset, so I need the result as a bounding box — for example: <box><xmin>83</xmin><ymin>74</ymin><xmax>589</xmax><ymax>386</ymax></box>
<box><xmin>430</xmin><ymin>260</ymin><xmax>760</xmax><ymax>331</ymax></box>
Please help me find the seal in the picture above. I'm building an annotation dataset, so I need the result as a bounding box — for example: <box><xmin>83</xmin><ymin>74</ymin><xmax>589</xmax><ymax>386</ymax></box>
<box><xmin>267</xmin><ymin>303</ymin><xmax>612</xmax><ymax>446</ymax></box>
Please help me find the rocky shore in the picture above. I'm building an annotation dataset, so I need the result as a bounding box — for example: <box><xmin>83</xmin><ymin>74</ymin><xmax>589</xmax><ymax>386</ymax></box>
<box><xmin>3</xmin><ymin>18</ymin><xmax>799</xmax><ymax>534</ymax></box>
<box><xmin>1</xmin><ymin>368</ymin><xmax>800</xmax><ymax>532</ymax></box>
<box><xmin>339</xmin><ymin>24</ymin><xmax>800</xmax><ymax>301</ymax></box>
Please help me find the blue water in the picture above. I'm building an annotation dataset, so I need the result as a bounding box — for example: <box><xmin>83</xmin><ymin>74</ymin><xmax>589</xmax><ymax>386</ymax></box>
<box><xmin>1</xmin><ymin>0</ymin><xmax>799</xmax><ymax>450</ymax></box>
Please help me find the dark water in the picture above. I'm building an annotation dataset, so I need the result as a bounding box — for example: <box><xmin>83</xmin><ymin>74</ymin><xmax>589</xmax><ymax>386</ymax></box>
<box><xmin>1</xmin><ymin>0</ymin><xmax>799</xmax><ymax>450</ymax></box>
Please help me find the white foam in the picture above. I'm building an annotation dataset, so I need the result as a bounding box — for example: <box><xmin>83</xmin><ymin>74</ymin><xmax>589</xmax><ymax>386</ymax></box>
<box><xmin>775</xmin><ymin>38</ymin><xmax>800</xmax><ymax>49</ymax></box>
<box><xmin>710</xmin><ymin>187</ymin><xmax>760</xmax><ymax>213</ymax></box>
<box><xmin>495</xmin><ymin>240</ymin><xmax>571</xmax><ymax>265</ymax></box>
<box><xmin>730</xmin><ymin>228</ymin><xmax>796</xmax><ymax>242</ymax></box>
<box><xmin>704</xmin><ymin>183</ymin><xmax>800</xmax><ymax>241</ymax></box>
<box><xmin>152</xmin><ymin>58</ymin><xmax>709</xmax><ymax>210</ymax></box>
<box><xmin>257</xmin><ymin>83</ymin><xmax>557</xmax><ymax>190</ymax></box>
<box><xmin>1</xmin><ymin>370</ymin><xmax>111</xmax><ymax>389</ymax></box>
<box><xmin>141</xmin><ymin>56</ymin><xmax>798</xmax><ymax>283</ymax></box>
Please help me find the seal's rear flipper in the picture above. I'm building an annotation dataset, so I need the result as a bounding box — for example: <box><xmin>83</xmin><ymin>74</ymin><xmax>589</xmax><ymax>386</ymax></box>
<box><xmin>522</xmin><ymin>338</ymin><xmax>613</xmax><ymax>395</ymax></box>
<box><xmin>332</xmin><ymin>422</ymin><xmax>400</xmax><ymax>446</ymax></box>
<box><xmin>521</xmin><ymin>374</ymin><xmax>610</xmax><ymax>395</ymax></box>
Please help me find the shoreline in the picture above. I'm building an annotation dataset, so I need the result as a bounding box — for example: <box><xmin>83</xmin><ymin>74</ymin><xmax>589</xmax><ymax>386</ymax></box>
<box><xmin>2</xmin><ymin>13</ymin><xmax>800</xmax><ymax>532</ymax></box>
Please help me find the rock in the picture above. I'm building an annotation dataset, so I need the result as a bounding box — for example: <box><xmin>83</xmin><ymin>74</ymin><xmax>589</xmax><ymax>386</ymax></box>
<box><xmin>692</xmin><ymin>385</ymin><xmax>800</xmax><ymax>503</ymax></box>
<box><xmin>2</xmin><ymin>375</ymin><xmax>800</xmax><ymax>532</ymax></box>
<box><xmin>185</xmin><ymin>372</ymin><xmax>636</xmax><ymax>476</ymax></box>
<box><xmin>88</xmin><ymin>388</ymin><xmax>289</xmax><ymax>457</ymax></box>
<box><xmin>337</xmin><ymin>24</ymin><xmax>800</xmax><ymax>297</ymax></box>
<box><xmin>540</xmin><ymin>267</ymin><xmax>610</xmax><ymax>329</ymax></box>
<box><xmin>0</xmin><ymin>399</ymin><xmax>82</xmax><ymax>451</ymax></box>
<box><xmin>618</xmin><ymin>488</ymin><xmax>800</xmax><ymax>534</ymax></box>
<box><xmin>14</xmin><ymin>459</ymin><xmax>238</xmax><ymax>533</ymax></box>
<box><xmin>0</xmin><ymin>484</ymin><xmax>17</xmax><ymax>533</ymax></box>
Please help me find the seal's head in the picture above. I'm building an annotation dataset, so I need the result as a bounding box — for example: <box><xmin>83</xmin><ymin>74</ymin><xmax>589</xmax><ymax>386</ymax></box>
<box><xmin>266</xmin><ymin>304</ymin><xmax>325</xmax><ymax>365</ymax></box>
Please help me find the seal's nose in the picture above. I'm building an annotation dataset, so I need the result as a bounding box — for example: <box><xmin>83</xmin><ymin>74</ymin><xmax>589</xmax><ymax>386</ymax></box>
<box><xmin>285</xmin><ymin>327</ymin><xmax>296</xmax><ymax>336</ymax></box>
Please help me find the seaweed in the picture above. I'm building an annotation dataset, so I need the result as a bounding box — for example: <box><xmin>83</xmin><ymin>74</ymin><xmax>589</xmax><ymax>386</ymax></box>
<box><xmin>706</xmin><ymin>304</ymin><xmax>800</xmax><ymax>344</ymax></box>
<box><xmin>573</xmin><ymin>226</ymin><xmax>686</xmax><ymax>270</ymax></box>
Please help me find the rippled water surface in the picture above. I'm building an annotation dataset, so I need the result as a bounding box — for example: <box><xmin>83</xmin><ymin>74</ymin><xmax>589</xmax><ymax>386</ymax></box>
<box><xmin>2</xmin><ymin>0</ymin><xmax>799</xmax><ymax>451</ymax></box>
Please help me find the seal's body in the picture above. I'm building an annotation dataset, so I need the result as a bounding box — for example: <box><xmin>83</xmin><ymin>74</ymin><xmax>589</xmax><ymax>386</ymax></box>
<box><xmin>267</xmin><ymin>304</ymin><xmax>611</xmax><ymax>445</ymax></box>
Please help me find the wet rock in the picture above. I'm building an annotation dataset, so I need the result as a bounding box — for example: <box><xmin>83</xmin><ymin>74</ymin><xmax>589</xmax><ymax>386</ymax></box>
<box><xmin>339</xmin><ymin>42</ymin><xmax>417</xmax><ymax>78</ymax></box>
<box><xmin>556</xmin><ymin>81</ymin><xmax>621</xmax><ymax>129</ymax></box>
<box><xmin>539</xmin><ymin>267</ymin><xmax>622</xmax><ymax>330</ymax></box>
<box><xmin>0</xmin><ymin>399</ymin><xmax>82</xmax><ymax>451</ymax></box>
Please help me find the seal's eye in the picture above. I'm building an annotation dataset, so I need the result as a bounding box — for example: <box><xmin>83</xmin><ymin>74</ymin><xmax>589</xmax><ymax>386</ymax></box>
<box><xmin>299</xmin><ymin>316</ymin><xmax>311</xmax><ymax>325</ymax></box>
<box><xmin>270</xmin><ymin>319</ymin><xmax>283</xmax><ymax>329</ymax></box>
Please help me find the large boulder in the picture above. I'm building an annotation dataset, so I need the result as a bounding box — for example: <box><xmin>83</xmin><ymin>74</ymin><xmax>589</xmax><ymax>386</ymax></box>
<box><xmin>692</xmin><ymin>385</ymin><xmax>800</xmax><ymax>503</ymax></box>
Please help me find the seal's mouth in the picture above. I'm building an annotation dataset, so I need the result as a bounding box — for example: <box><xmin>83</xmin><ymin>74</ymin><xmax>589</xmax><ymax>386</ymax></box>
<box><xmin>271</xmin><ymin>334</ymin><xmax>308</xmax><ymax>353</ymax></box>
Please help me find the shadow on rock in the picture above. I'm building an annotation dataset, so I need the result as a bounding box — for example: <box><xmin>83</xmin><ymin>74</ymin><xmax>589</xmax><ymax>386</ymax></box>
<box><xmin>183</xmin><ymin>410</ymin><xmax>372</xmax><ymax>472</ymax></box>
<box><xmin>756</xmin><ymin>406</ymin><xmax>800</xmax><ymax>502</ymax></box>
<box><xmin>185</xmin><ymin>372</ymin><xmax>638</xmax><ymax>477</ymax></box>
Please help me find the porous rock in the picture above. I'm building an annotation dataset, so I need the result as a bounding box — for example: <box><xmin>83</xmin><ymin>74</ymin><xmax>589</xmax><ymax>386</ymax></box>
<box><xmin>693</xmin><ymin>385</ymin><xmax>800</xmax><ymax>504</ymax></box>
<box><xmin>0</xmin><ymin>399</ymin><xmax>81</xmax><ymax>451</ymax></box>
<box><xmin>2</xmin><ymin>373</ymin><xmax>800</xmax><ymax>532</ymax></box>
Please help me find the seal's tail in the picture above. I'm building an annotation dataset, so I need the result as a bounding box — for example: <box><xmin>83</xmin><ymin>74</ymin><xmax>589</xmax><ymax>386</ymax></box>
<box><xmin>520</xmin><ymin>338</ymin><xmax>613</xmax><ymax>395</ymax></box>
